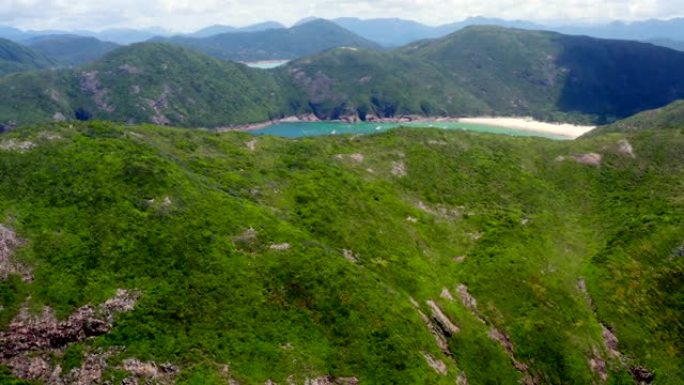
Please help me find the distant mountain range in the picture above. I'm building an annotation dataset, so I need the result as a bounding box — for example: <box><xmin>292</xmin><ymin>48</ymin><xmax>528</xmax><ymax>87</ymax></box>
<box><xmin>2</xmin><ymin>26</ymin><xmax>684</xmax><ymax>129</ymax></box>
<box><xmin>3</xmin><ymin>16</ymin><xmax>684</xmax><ymax>49</ymax></box>
<box><xmin>25</xmin><ymin>34</ymin><xmax>120</xmax><ymax>65</ymax></box>
<box><xmin>189</xmin><ymin>21</ymin><xmax>287</xmax><ymax>38</ymax></box>
<box><xmin>154</xmin><ymin>19</ymin><xmax>381</xmax><ymax>62</ymax></box>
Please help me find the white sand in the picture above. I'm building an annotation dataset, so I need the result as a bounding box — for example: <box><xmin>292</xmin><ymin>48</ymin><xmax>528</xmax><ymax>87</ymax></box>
<box><xmin>457</xmin><ymin>117</ymin><xmax>595</xmax><ymax>139</ymax></box>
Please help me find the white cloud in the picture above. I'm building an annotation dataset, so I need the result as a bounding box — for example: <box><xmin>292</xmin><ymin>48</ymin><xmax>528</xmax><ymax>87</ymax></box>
<box><xmin>0</xmin><ymin>0</ymin><xmax>682</xmax><ymax>32</ymax></box>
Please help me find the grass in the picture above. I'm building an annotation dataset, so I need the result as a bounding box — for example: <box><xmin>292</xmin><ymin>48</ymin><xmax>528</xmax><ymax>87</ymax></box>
<box><xmin>0</xmin><ymin>122</ymin><xmax>682</xmax><ymax>384</ymax></box>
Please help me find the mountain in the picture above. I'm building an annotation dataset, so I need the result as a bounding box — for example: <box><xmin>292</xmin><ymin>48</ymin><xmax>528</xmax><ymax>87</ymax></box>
<box><xmin>1</xmin><ymin>120</ymin><xmax>683</xmax><ymax>384</ymax></box>
<box><xmin>189</xmin><ymin>24</ymin><xmax>237</xmax><ymax>37</ymax></box>
<box><xmin>25</xmin><ymin>34</ymin><xmax>120</xmax><ymax>65</ymax></box>
<box><xmin>3</xmin><ymin>26</ymin><xmax>684</xmax><ymax>129</ymax></box>
<box><xmin>647</xmin><ymin>38</ymin><xmax>684</xmax><ymax>51</ymax></box>
<box><xmin>159</xmin><ymin>19</ymin><xmax>381</xmax><ymax>62</ymax></box>
<box><xmin>0</xmin><ymin>26</ymin><xmax>173</xmax><ymax>45</ymax></box>
<box><xmin>556</xmin><ymin>18</ymin><xmax>684</xmax><ymax>42</ymax></box>
<box><xmin>280</xmin><ymin>26</ymin><xmax>684</xmax><ymax>123</ymax></box>
<box><xmin>0</xmin><ymin>26</ymin><xmax>29</xmax><ymax>41</ymax></box>
<box><xmin>279</xmin><ymin>47</ymin><xmax>490</xmax><ymax>120</ymax></box>
<box><xmin>588</xmin><ymin>99</ymin><xmax>684</xmax><ymax>136</ymax></box>
<box><xmin>0</xmin><ymin>43</ymin><xmax>297</xmax><ymax>128</ymax></box>
<box><xmin>332</xmin><ymin>17</ymin><xmax>443</xmax><ymax>47</ymax></box>
<box><xmin>190</xmin><ymin>22</ymin><xmax>286</xmax><ymax>38</ymax></box>
<box><xmin>0</xmin><ymin>38</ymin><xmax>55</xmax><ymax>76</ymax></box>
<box><xmin>330</xmin><ymin>17</ymin><xmax>547</xmax><ymax>47</ymax></box>
<box><xmin>87</xmin><ymin>27</ymin><xmax>173</xmax><ymax>44</ymax></box>
<box><xmin>239</xmin><ymin>21</ymin><xmax>287</xmax><ymax>32</ymax></box>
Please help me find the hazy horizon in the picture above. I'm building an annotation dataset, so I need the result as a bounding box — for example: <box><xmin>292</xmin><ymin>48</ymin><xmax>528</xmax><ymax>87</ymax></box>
<box><xmin>2</xmin><ymin>0</ymin><xmax>683</xmax><ymax>33</ymax></box>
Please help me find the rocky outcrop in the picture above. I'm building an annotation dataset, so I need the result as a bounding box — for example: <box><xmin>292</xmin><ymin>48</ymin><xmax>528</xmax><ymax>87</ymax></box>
<box><xmin>0</xmin><ymin>139</ymin><xmax>36</xmax><ymax>153</ymax></box>
<box><xmin>409</xmin><ymin>298</ymin><xmax>449</xmax><ymax>355</ymax></box>
<box><xmin>454</xmin><ymin>284</ymin><xmax>534</xmax><ymax>382</ymax></box>
<box><xmin>0</xmin><ymin>289</ymin><xmax>138</xmax><ymax>360</ymax></box>
<box><xmin>391</xmin><ymin>161</ymin><xmax>407</xmax><ymax>177</ymax></box>
<box><xmin>426</xmin><ymin>300</ymin><xmax>460</xmax><ymax>336</ymax></box>
<box><xmin>0</xmin><ymin>223</ymin><xmax>32</xmax><ymax>282</ymax></box>
<box><xmin>121</xmin><ymin>358</ymin><xmax>179</xmax><ymax>384</ymax></box>
<box><xmin>617</xmin><ymin>139</ymin><xmax>635</xmax><ymax>158</ymax></box>
<box><xmin>80</xmin><ymin>71</ymin><xmax>114</xmax><ymax>113</ymax></box>
<box><xmin>421</xmin><ymin>352</ymin><xmax>447</xmax><ymax>375</ymax></box>
<box><xmin>577</xmin><ymin>278</ymin><xmax>654</xmax><ymax>384</ymax></box>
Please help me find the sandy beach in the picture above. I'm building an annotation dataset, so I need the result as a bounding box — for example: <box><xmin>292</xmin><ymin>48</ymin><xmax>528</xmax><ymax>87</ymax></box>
<box><xmin>457</xmin><ymin>117</ymin><xmax>596</xmax><ymax>139</ymax></box>
<box><xmin>217</xmin><ymin>115</ymin><xmax>597</xmax><ymax>139</ymax></box>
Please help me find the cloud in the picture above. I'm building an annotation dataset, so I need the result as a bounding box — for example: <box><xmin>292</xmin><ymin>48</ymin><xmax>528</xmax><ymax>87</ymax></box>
<box><xmin>1</xmin><ymin>0</ymin><xmax>682</xmax><ymax>32</ymax></box>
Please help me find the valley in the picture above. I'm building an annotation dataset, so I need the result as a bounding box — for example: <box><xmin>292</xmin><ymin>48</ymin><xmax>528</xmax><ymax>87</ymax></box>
<box><xmin>1</xmin><ymin>10</ymin><xmax>684</xmax><ymax>385</ymax></box>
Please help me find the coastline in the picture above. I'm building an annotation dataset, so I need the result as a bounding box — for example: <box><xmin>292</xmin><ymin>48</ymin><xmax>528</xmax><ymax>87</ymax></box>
<box><xmin>216</xmin><ymin>115</ymin><xmax>596</xmax><ymax>139</ymax></box>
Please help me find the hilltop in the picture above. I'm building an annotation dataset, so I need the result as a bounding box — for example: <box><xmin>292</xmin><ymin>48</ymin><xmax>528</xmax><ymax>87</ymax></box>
<box><xmin>0</xmin><ymin>121</ymin><xmax>682</xmax><ymax>384</ymax></box>
<box><xmin>0</xmin><ymin>38</ymin><xmax>54</xmax><ymax>76</ymax></box>
<box><xmin>157</xmin><ymin>20</ymin><xmax>381</xmax><ymax>62</ymax></box>
<box><xmin>0</xmin><ymin>43</ymin><xmax>297</xmax><ymax>128</ymax></box>
<box><xmin>2</xmin><ymin>26</ymin><xmax>684</xmax><ymax>129</ymax></box>
<box><xmin>25</xmin><ymin>35</ymin><xmax>120</xmax><ymax>65</ymax></box>
<box><xmin>588</xmin><ymin>99</ymin><xmax>684</xmax><ymax>136</ymax></box>
<box><xmin>282</xmin><ymin>26</ymin><xmax>684</xmax><ymax>123</ymax></box>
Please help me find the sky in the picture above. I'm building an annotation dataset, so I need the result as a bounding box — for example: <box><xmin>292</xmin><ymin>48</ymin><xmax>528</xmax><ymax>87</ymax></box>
<box><xmin>1</xmin><ymin>0</ymin><xmax>683</xmax><ymax>32</ymax></box>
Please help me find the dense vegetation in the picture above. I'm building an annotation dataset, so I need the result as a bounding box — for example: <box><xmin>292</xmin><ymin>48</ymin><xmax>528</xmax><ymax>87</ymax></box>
<box><xmin>25</xmin><ymin>35</ymin><xmax>120</xmax><ymax>66</ymax></box>
<box><xmin>589</xmin><ymin>100</ymin><xmax>684</xmax><ymax>135</ymax></box>
<box><xmin>0</xmin><ymin>121</ymin><xmax>682</xmax><ymax>384</ymax></box>
<box><xmin>157</xmin><ymin>20</ymin><xmax>380</xmax><ymax>62</ymax></box>
<box><xmin>0</xmin><ymin>38</ymin><xmax>54</xmax><ymax>76</ymax></box>
<box><xmin>3</xmin><ymin>26</ymin><xmax>684</xmax><ymax>129</ymax></box>
<box><xmin>0</xmin><ymin>43</ymin><xmax>299</xmax><ymax>128</ymax></box>
<box><xmin>284</xmin><ymin>26</ymin><xmax>684</xmax><ymax>123</ymax></box>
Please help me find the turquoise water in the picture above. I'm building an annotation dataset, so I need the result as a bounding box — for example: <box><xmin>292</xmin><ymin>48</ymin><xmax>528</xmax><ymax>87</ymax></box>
<box><xmin>249</xmin><ymin>121</ymin><xmax>569</xmax><ymax>140</ymax></box>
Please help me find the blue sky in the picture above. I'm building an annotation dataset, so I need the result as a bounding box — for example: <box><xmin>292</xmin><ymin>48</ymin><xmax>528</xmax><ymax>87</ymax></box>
<box><xmin>2</xmin><ymin>0</ymin><xmax>682</xmax><ymax>32</ymax></box>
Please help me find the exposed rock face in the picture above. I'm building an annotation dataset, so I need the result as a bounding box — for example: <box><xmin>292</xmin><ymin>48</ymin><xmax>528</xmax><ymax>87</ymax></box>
<box><xmin>426</xmin><ymin>300</ymin><xmax>460</xmax><ymax>336</ymax></box>
<box><xmin>409</xmin><ymin>298</ymin><xmax>449</xmax><ymax>354</ymax></box>
<box><xmin>391</xmin><ymin>161</ymin><xmax>407</xmax><ymax>177</ymax></box>
<box><xmin>630</xmin><ymin>366</ymin><xmax>655</xmax><ymax>384</ymax></box>
<box><xmin>556</xmin><ymin>153</ymin><xmax>602</xmax><ymax>167</ymax></box>
<box><xmin>304</xmin><ymin>376</ymin><xmax>359</xmax><ymax>385</ymax></box>
<box><xmin>422</xmin><ymin>352</ymin><xmax>447</xmax><ymax>375</ymax></box>
<box><xmin>270</xmin><ymin>243</ymin><xmax>291</xmax><ymax>251</ymax></box>
<box><xmin>0</xmin><ymin>139</ymin><xmax>36</xmax><ymax>152</ymax></box>
<box><xmin>0</xmin><ymin>223</ymin><xmax>32</xmax><ymax>282</ymax></box>
<box><xmin>342</xmin><ymin>249</ymin><xmax>359</xmax><ymax>263</ymax></box>
<box><xmin>0</xmin><ymin>289</ymin><xmax>139</xmax><ymax>360</ymax></box>
<box><xmin>334</xmin><ymin>153</ymin><xmax>364</xmax><ymax>163</ymax></box>
<box><xmin>601</xmin><ymin>325</ymin><xmax>620</xmax><ymax>358</ymax></box>
<box><xmin>456</xmin><ymin>285</ymin><xmax>477</xmax><ymax>313</ymax></box>
<box><xmin>0</xmin><ymin>290</ymin><xmax>147</xmax><ymax>384</ymax></box>
<box><xmin>456</xmin><ymin>372</ymin><xmax>469</xmax><ymax>385</ymax></box>
<box><xmin>246</xmin><ymin>139</ymin><xmax>258</xmax><ymax>151</ymax></box>
<box><xmin>589</xmin><ymin>348</ymin><xmax>608</xmax><ymax>383</ymax></box>
<box><xmin>80</xmin><ymin>71</ymin><xmax>114</xmax><ymax>113</ymax></box>
<box><xmin>617</xmin><ymin>139</ymin><xmax>635</xmax><ymax>158</ymax></box>
<box><xmin>122</xmin><ymin>358</ymin><xmax>179</xmax><ymax>384</ymax></box>
<box><xmin>440</xmin><ymin>288</ymin><xmax>453</xmax><ymax>301</ymax></box>
<box><xmin>572</xmin><ymin>153</ymin><xmax>603</xmax><ymax>167</ymax></box>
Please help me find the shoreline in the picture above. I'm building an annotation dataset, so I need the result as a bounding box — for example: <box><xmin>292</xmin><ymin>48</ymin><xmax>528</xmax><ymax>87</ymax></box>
<box><xmin>216</xmin><ymin>115</ymin><xmax>596</xmax><ymax>139</ymax></box>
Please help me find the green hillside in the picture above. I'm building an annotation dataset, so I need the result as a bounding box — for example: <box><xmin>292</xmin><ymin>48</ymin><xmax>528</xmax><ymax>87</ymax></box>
<box><xmin>3</xmin><ymin>26</ymin><xmax>684</xmax><ymax>129</ymax></box>
<box><xmin>0</xmin><ymin>121</ymin><xmax>682</xmax><ymax>384</ymax></box>
<box><xmin>159</xmin><ymin>20</ymin><xmax>381</xmax><ymax>62</ymax></box>
<box><xmin>588</xmin><ymin>100</ymin><xmax>684</xmax><ymax>135</ymax></box>
<box><xmin>0</xmin><ymin>43</ymin><xmax>298</xmax><ymax>128</ymax></box>
<box><xmin>26</xmin><ymin>35</ymin><xmax>120</xmax><ymax>65</ymax></box>
<box><xmin>278</xmin><ymin>47</ymin><xmax>490</xmax><ymax>119</ymax></box>
<box><xmin>0</xmin><ymin>38</ymin><xmax>54</xmax><ymax>76</ymax></box>
<box><xmin>273</xmin><ymin>26</ymin><xmax>684</xmax><ymax>124</ymax></box>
